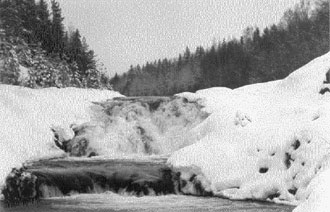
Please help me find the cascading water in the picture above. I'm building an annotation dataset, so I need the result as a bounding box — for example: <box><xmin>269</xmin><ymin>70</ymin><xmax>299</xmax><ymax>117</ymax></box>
<box><xmin>0</xmin><ymin>95</ymin><xmax>295</xmax><ymax>212</ymax></box>
<box><xmin>57</xmin><ymin>96</ymin><xmax>209</xmax><ymax>157</ymax></box>
<box><xmin>1</xmin><ymin>96</ymin><xmax>210</xmax><ymax>206</ymax></box>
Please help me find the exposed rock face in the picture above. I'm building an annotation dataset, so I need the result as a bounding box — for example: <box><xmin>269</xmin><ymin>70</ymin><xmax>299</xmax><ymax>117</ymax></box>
<box><xmin>1</xmin><ymin>168</ymin><xmax>39</xmax><ymax>207</ymax></box>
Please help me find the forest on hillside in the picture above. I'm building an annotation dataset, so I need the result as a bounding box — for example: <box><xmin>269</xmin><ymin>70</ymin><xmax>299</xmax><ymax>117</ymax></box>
<box><xmin>0</xmin><ymin>0</ymin><xmax>112</xmax><ymax>89</ymax></box>
<box><xmin>111</xmin><ymin>0</ymin><xmax>329</xmax><ymax>96</ymax></box>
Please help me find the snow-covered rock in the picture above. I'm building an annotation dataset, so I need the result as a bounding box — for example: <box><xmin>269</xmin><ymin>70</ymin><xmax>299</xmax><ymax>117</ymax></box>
<box><xmin>169</xmin><ymin>52</ymin><xmax>330</xmax><ymax>212</ymax></box>
<box><xmin>0</xmin><ymin>85</ymin><xmax>122</xmax><ymax>186</ymax></box>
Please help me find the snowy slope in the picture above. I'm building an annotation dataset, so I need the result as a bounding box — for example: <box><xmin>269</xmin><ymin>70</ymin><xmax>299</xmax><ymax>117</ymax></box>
<box><xmin>0</xmin><ymin>85</ymin><xmax>123</xmax><ymax>185</ymax></box>
<box><xmin>169</xmin><ymin>52</ymin><xmax>330</xmax><ymax>212</ymax></box>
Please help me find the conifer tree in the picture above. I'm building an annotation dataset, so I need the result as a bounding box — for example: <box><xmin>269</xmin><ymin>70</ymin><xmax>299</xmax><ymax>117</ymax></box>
<box><xmin>0</xmin><ymin>0</ymin><xmax>111</xmax><ymax>89</ymax></box>
<box><xmin>0</xmin><ymin>0</ymin><xmax>23</xmax><ymax>38</ymax></box>
<box><xmin>36</xmin><ymin>0</ymin><xmax>52</xmax><ymax>52</ymax></box>
<box><xmin>50</xmin><ymin>0</ymin><xmax>64</xmax><ymax>56</ymax></box>
<box><xmin>67</xmin><ymin>29</ymin><xmax>83</xmax><ymax>62</ymax></box>
<box><xmin>20</xmin><ymin>0</ymin><xmax>38</xmax><ymax>43</ymax></box>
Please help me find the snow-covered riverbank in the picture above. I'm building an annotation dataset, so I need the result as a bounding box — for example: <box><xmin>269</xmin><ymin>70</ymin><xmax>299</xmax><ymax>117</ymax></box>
<box><xmin>168</xmin><ymin>52</ymin><xmax>330</xmax><ymax>212</ymax></box>
<box><xmin>0</xmin><ymin>86</ymin><xmax>123</xmax><ymax>185</ymax></box>
<box><xmin>1</xmin><ymin>52</ymin><xmax>330</xmax><ymax>211</ymax></box>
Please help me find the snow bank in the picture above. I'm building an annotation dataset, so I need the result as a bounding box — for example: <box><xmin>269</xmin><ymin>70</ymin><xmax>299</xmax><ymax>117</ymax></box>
<box><xmin>0</xmin><ymin>85</ymin><xmax>122</xmax><ymax>185</ymax></box>
<box><xmin>169</xmin><ymin>52</ymin><xmax>330</xmax><ymax>211</ymax></box>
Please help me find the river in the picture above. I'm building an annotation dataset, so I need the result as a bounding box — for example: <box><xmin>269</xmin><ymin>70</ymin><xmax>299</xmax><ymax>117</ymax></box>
<box><xmin>0</xmin><ymin>157</ymin><xmax>295</xmax><ymax>212</ymax></box>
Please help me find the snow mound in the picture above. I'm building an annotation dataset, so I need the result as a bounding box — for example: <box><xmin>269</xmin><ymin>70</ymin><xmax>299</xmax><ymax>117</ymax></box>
<box><xmin>169</xmin><ymin>52</ymin><xmax>330</xmax><ymax>212</ymax></box>
<box><xmin>0</xmin><ymin>85</ymin><xmax>122</xmax><ymax>186</ymax></box>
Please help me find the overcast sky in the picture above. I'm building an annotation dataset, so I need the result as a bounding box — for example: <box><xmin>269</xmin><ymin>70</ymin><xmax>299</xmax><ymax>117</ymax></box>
<box><xmin>55</xmin><ymin>0</ymin><xmax>302</xmax><ymax>77</ymax></box>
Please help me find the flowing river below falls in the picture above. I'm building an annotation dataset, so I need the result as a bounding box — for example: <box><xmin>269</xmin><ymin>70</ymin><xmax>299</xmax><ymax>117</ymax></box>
<box><xmin>0</xmin><ymin>157</ymin><xmax>295</xmax><ymax>212</ymax></box>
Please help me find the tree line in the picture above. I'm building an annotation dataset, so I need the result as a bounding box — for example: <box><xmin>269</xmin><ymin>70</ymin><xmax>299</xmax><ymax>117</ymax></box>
<box><xmin>0</xmin><ymin>0</ymin><xmax>112</xmax><ymax>89</ymax></box>
<box><xmin>111</xmin><ymin>0</ymin><xmax>329</xmax><ymax>96</ymax></box>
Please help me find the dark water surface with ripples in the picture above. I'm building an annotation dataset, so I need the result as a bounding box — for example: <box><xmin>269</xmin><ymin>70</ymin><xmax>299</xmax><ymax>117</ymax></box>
<box><xmin>0</xmin><ymin>158</ymin><xmax>295</xmax><ymax>212</ymax></box>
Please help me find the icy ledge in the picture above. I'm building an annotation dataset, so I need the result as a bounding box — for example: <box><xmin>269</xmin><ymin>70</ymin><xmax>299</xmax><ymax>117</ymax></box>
<box><xmin>168</xmin><ymin>52</ymin><xmax>330</xmax><ymax>212</ymax></box>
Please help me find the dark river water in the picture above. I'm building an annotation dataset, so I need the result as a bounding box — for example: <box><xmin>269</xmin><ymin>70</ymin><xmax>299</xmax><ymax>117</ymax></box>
<box><xmin>0</xmin><ymin>157</ymin><xmax>295</xmax><ymax>212</ymax></box>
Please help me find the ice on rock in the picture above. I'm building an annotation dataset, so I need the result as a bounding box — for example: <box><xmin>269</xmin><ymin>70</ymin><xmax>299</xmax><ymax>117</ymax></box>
<box><xmin>168</xmin><ymin>52</ymin><xmax>330</xmax><ymax>212</ymax></box>
<box><xmin>234</xmin><ymin>110</ymin><xmax>252</xmax><ymax>127</ymax></box>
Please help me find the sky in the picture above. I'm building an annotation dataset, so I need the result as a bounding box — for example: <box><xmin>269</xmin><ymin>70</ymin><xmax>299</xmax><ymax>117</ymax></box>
<box><xmin>55</xmin><ymin>0</ymin><xmax>302</xmax><ymax>77</ymax></box>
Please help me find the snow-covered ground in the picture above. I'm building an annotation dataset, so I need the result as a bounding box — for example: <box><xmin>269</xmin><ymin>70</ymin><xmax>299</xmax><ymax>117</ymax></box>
<box><xmin>1</xmin><ymin>52</ymin><xmax>330</xmax><ymax>211</ymax></box>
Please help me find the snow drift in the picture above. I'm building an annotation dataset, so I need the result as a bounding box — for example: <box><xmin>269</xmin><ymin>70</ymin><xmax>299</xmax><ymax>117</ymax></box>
<box><xmin>168</xmin><ymin>52</ymin><xmax>330</xmax><ymax>212</ymax></box>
